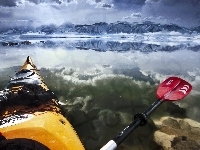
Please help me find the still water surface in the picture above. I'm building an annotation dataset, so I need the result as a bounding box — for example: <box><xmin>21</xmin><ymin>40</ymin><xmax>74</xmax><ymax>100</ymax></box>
<box><xmin>0</xmin><ymin>37</ymin><xmax>200</xmax><ymax>150</ymax></box>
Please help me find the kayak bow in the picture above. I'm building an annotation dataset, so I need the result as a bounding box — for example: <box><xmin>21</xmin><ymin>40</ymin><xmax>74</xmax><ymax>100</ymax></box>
<box><xmin>0</xmin><ymin>56</ymin><xmax>84</xmax><ymax>150</ymax></box>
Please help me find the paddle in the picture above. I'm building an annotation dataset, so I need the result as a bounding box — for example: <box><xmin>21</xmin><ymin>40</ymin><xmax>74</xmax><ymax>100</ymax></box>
<box><xmin>100</xmin><ymin>76</ymin><xmax>192</xmax><ymax>150</ymax></box>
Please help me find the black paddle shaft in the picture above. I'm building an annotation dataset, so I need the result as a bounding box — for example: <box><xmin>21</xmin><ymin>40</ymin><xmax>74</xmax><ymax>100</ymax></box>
<box><xmin>113</xmin><ymin>99</ymin><xmax>163</xmax><ymax>146</ymax></box>
<box><xmin>101</xmin><ymin>77</ymin><xmax>192</xmax><ymax>150</ymax></box>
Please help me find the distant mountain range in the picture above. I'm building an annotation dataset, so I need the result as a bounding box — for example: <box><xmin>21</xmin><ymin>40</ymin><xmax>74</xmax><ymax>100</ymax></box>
<box><xmin>0</xmin><ymin>21</ymin><xmax>199</xmax><ymax>35</ymax></box>
<box><xmin>1</xmin><ymin>38</ymin><xmax>199</xmax><ymax>53</ymax></box>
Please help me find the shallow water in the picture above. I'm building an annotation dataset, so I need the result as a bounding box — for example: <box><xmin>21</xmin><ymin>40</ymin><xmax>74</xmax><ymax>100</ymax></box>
<box><xmin>0</xmin><ymin>36</ymin><xmax>200</xmax><ymax>149</ymax></box>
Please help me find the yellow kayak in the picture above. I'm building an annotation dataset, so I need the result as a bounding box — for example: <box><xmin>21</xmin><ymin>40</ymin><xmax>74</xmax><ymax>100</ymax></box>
<box><xmin>0</xmin><ymin>56</ymin><xmax>85</xmax><ymax>150</ymax></box>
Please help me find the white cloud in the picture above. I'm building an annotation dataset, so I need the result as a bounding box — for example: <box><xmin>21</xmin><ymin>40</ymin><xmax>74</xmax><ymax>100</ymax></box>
<box><xmin>122</xmin><ymin>12</ymin><xmax>142</xmax><ymax>21</ymax></box>
<box><xmin>131</xmin><ymin>12</ymin><xmax>142</xmax><ymax>18</ymax></box>
<box><xmin>85</xmin><ymin>0</ymin><xmax>113</xmax><ymax>9</ymax></box>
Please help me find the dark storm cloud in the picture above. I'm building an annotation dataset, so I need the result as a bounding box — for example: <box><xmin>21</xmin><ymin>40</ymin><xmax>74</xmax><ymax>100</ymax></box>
<box><xmin>147</xmin><ymin>0</ymin><xmax>200</xmax><ymax>8</ymax></box>
<box><xmin>112</xmin><ymin>0</ymin><xmax>200</xmax><ymax>10</ymax></box>
<box><xmin>0</xmin><ymin>0</ymin><xmax>17</xmax><ymax>7</ymax></box>
<box><xmin>0</xmin><ymin>0</ymin><xmax>74</xmax><ymax>6</ymax></box>
<box><xmin>0</xmin><ymin>11</ymin><xmax>12</xmax><ymax>18</ymax></box>
<box><xmin>160</xmin><ymin>0</ymin><xmax>181</xmax><ymax>6</ymax></box>
<box><xmin>144</xmin><ymin>0</ymin><xmax>200</xmax><ymax>27</ymax></box>
<box><xmin>28</xmin><ymin>0</ymin><xmax>62</xmax><ymax>4</ymax></box>
<box><xmin>113</xmin><ymin>0</ymin><xmax>146</xmax><ymax>9</ymax></box>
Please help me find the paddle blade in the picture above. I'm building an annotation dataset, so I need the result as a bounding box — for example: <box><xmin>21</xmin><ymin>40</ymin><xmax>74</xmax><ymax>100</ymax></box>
<box><xmin>156</xmin><ymin>77</ymin><xmax>192</xmax><ymax>101</ymax></box>
<box><xmin>156</xmin><ymin>77</ymin><xmax>181</xmax><ymax>99</ymax></box>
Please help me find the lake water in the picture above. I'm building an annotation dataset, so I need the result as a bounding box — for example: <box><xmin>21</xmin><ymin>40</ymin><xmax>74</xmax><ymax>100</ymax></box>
<box><xmin>0</xmin><ymin>34</ymin><xmax>200</xmax><ymax>150</ymax></box>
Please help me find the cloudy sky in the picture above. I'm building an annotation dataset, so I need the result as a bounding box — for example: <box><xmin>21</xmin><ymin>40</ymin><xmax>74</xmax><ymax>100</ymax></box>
<box><xmin>0</xmin><ymin>0</ymin><xmax>200</xmax><ymax>28</ymax></box>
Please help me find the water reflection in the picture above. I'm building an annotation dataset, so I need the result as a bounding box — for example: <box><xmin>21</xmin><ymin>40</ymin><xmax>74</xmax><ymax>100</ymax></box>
<box><xmin>0</xmin><ymin>38</ymin><xmax>200</xmax><ymax>150</ymax></box>
<box><xmin>1</xmin><ymin>38</ymin><xmax>200</xmax><ymax>53</ymax></box>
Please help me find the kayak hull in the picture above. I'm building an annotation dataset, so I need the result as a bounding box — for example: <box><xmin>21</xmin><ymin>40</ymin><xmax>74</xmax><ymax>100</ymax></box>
<box><xmin>0</xmin><ymin>56</ymin><xmax>84</xmax><ymax>150</ymax></box>
<box><xmin>0</xmin><ymin>112</ymin><xmax>84</xmax><ymax>150</ymax></box>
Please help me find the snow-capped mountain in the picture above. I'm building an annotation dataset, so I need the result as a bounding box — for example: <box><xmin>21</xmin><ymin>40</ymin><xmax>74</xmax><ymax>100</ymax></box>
<box><xmin>0</xmin><ymin>21</ymin><xmax>198</xmax><ymax>35</ymax></box>
<box><xmin>74</xmin><ymin>21</ymin><xmax>193</xmax><ymax>35</ymax></box>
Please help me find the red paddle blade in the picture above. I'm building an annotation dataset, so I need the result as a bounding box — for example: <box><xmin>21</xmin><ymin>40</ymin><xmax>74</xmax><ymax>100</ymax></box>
<box><xmin>156</xmin><ymin>77</ymin><xmax>181</xmax><ymax>99</ymax></box>
<box><xmin>156</xmin><ymin>76</ymin><xmax>192</xmax><ymax>101</ymax></box>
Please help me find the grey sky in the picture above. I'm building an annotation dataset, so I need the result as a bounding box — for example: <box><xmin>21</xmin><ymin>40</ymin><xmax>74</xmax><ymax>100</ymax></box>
<box><xmin>0</xmin><ymin>0</ymin><xmax>199</xmax><ymax>28</ymax></box>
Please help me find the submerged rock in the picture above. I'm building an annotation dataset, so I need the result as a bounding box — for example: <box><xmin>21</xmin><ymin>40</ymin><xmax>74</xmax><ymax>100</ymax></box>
<box><xmin>153</xmin><ymin>117</ymin><xmax>200</xmax><ymax>150</ymax></box>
